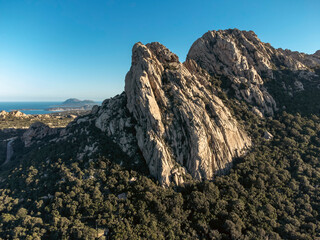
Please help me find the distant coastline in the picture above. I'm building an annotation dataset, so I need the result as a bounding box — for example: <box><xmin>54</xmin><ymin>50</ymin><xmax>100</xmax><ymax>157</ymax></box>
<box><xmin>0</xmin><ymin>99</ymin><xmax>101</xmax><ymax>115</ymax></box>
<box><xmin>46</xmin><ymin>106</ymin><xmax>94</xmax><ymax>112</ymax></box>
<box><xmin>11</xmin><ymin>108</ymin><xmax>39</xmax><ymax>111</ymax></box>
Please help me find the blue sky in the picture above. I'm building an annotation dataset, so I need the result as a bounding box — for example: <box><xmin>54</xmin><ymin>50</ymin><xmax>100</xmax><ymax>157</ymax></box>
<box><xmin>0</xmin><ymin>0</ymin><xmax>319</xmax><ymax>101</ymax></box>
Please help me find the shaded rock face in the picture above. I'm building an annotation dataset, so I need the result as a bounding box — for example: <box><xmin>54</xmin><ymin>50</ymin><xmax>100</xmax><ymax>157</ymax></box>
<box><xmin>314</xmin><ymin>50</ymin><xmax>320</xmax><ymax>57</ymax></box>
<box><xmin>22</xmin><ymin>122</ymin><xmax>58</xmax><ymax>147</ymax></box>
<box><xmin>95</xmin><ymin>93</ymin><xmax>139</xmax><ymax>158</ymax></box>
<box><xmin>187</xmin><ymin>29</ymin><xmax>320</xmax><ymax>116</ymax></box>
<box><xmin>125</xmin><ymin>42</ymin><xmax>251</xmax><ymax>186</ymax></box>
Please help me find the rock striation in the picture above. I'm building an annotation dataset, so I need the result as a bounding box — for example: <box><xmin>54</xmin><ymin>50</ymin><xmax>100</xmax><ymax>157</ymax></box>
<box><xmin>124</xmin><ymin>42</ymin><xmax>251</xmax><ymax>186</ymax></box>
<box><xmin>0</xmin><ymin>111</ymin><xmax>27</xmax><ymax>119</ymax></box>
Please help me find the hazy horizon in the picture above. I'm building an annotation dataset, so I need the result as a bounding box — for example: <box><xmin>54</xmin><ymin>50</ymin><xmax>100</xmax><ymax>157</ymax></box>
<box><xmin>1</xmin><ymin>0</ymin><xmax>319</xmax><ymax>101</ymax></box>
<box><xmin>0</xmin><ymin>99</ymin><xmax>103</xmax><ymax>103</ymax></box>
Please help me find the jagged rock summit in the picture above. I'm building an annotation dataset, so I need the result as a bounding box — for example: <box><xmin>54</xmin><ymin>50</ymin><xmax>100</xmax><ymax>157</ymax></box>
<box><xmin>122</xmin><ymin>41</ymin><xmax>251</xmax><ymax>186</ymax></box>
<box><xmin>187</xmin><ymin>29</ymin><xmax>320</xmax><ymax>116</ymax></box>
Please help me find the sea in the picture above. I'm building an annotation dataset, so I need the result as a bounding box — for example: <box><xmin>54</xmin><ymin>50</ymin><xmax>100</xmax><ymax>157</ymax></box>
<box><xmin>0</xmin><ymin>102</ymin><xmax>64</xmax><ymax>115</ymax></box>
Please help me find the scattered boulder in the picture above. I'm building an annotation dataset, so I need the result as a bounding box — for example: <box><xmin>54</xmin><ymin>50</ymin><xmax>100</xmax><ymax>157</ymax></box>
<box><xmin>117</xmin><ymin>193</ymin><xmax>127</xmax><ymax>200</ymax></box>
<box><xmin>294</xmin><ymin>80</ymin><xmax>304</xmax><ymax>91</ymax></box>
<box><xmin>263</xmin><ymin>131</ymin><xmax>273</xmax><ymax>140</ymax></box>
<box><xmin>91</xmin><ymin>105</ymin><xmax>99</xmax><ymax>115</ymax></box>
<box><xmin>252</xmin><ymin>107</ymin><xmax>264</xmax><ymax>118</ymax></box>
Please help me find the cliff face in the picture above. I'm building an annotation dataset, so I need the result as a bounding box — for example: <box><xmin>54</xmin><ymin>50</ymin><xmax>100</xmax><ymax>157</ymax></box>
<box><xmin>124</xmin><ymin>42</ymin><xmax>251</xmax><ymax>186</ymax></box>
<box><xmin>187</xmin><ymin>29</ymin><xmax>320</xmax><ymax>116</ymax></box>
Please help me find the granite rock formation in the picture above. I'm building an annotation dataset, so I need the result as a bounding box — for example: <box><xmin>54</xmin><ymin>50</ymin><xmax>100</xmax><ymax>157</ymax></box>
<box><xmin>187</xmin><ymin>29</ymin><xmax>320</xmax><ymax>116</ymax></box>
<box><xmin>70</xmin><ymin>40</ymin><xmax>252</xmax><ymax>186</ymax></box>
<box><xmin>17</xmin><ymin>29</ymin><xmax>320</xmax><ymax>187</ymax></box>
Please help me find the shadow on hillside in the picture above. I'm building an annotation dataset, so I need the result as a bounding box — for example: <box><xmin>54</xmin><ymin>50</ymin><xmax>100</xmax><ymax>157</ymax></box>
<box><xmin>263</xmin><ymin>68</ymin><xmax>320</xmax><ymax>116</ymax></box>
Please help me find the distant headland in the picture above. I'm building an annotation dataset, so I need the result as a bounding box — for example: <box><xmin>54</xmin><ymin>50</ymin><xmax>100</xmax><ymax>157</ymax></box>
<box><xmin>47</xmin><ymin>98</ymin><xmax>98</xmax><ymax>111</ymax></box>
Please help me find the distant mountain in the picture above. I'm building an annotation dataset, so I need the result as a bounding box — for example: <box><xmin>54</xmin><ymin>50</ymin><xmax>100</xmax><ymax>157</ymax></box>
<box><xmin>46</xmin><ymin>98</ymin><xmax>97</xmax><ymax>111</ymax></box>
<box><xmin>61</xmin><ymin>98</ymin><xmax>96</xmax><ymax>107</ymax></box>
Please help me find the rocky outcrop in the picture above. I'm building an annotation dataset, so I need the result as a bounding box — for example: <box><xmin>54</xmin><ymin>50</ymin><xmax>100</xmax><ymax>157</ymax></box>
<box><xmin>281</xmin><ymin>49</ymin><xmax>320</xmax><ymax>69</ymax></box>
<box><xmin>124</xmin><ymin>42</ymin><xmax>251</xmax><ymax>186</ymax></box>
<box><xmin>95</xmin><ymin>93</ymin><xmax>138</xmax><ymax>158</ymax></box>
<box><xmin>314</xmin><ymin>50</ymin><xmax>320</xmax><ymax>57</ymax></box>
<box><xmin>22</xmin><ymin>122</ymin><xmax>58</xmax><ymax>147</ymax></box>
<box><xmin>0</xmin><ymin>111</ymin><xmax>27</xmax><ymax>119</ymax></box>
<box><xmin>187</xmin><ymin>29</ymin><xmax>320</xmax><ymax>116</ymax></box>
<box><xmin>2</xmin><ymin>138</ymin><xmax>16</xmax><ymax>166</ymax></box>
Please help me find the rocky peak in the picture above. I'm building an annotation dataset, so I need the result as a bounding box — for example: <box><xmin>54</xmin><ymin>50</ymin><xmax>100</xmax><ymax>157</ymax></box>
<box><xmin>146</xmin><ymin>42</ymin><xmax>180</xmax><ymax>64</ymax></box>
<box><xmin>279</xmin><ymin>49</ymin><xmax>320</xmax><ymax>69</ymax></box>
<box><xmin>125</xmin><ymin>41</ymin><xmax>251</xmax><ymax>186</ymax></box>
<box><xmin>187</xmin><ymin>29</ymin><xmax>320</xmax><ymax>116</ymax></box>
<box><xmin>313</xmin><ymin>50</ymin><xmax>320</xmax><ymax>57</ymax></box>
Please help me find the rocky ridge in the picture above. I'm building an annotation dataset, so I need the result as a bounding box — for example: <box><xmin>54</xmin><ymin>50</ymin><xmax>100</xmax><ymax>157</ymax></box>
<box><xmin>187</xmin><ymin>29</ymin><xmax>320</xmax><ymax>116</ymax></box>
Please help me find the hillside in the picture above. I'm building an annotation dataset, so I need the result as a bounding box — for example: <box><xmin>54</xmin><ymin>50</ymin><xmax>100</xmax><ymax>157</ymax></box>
<box><xmin>0</xmin><ymin>29</ymin><xmax>319</xmax><ymax>239</ymax></box>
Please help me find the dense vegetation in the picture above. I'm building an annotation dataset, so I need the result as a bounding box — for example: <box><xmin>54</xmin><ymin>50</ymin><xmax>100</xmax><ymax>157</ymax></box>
<box><xmin>0</xmin><ymin>71</ymin><xmax>320</xmax><ymax>239</ymax></box>
<box><xmin>265</xmin><ymin>68</ymin><xmax>320</xmax><ymax>115</ymax></box>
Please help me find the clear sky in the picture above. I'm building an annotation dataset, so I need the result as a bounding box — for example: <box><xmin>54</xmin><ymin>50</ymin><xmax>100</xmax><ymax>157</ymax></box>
<box><xmin>0</xmin><ymin>0</ymin><xmax>319</xmax><ymax>101</ymax></box>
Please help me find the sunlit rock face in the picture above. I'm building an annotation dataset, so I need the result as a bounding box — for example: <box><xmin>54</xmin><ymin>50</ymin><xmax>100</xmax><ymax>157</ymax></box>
<box><xmin>125</xmin><ymin>42</ymin><xmax>251</xmax><ymax>186</ymax></box>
